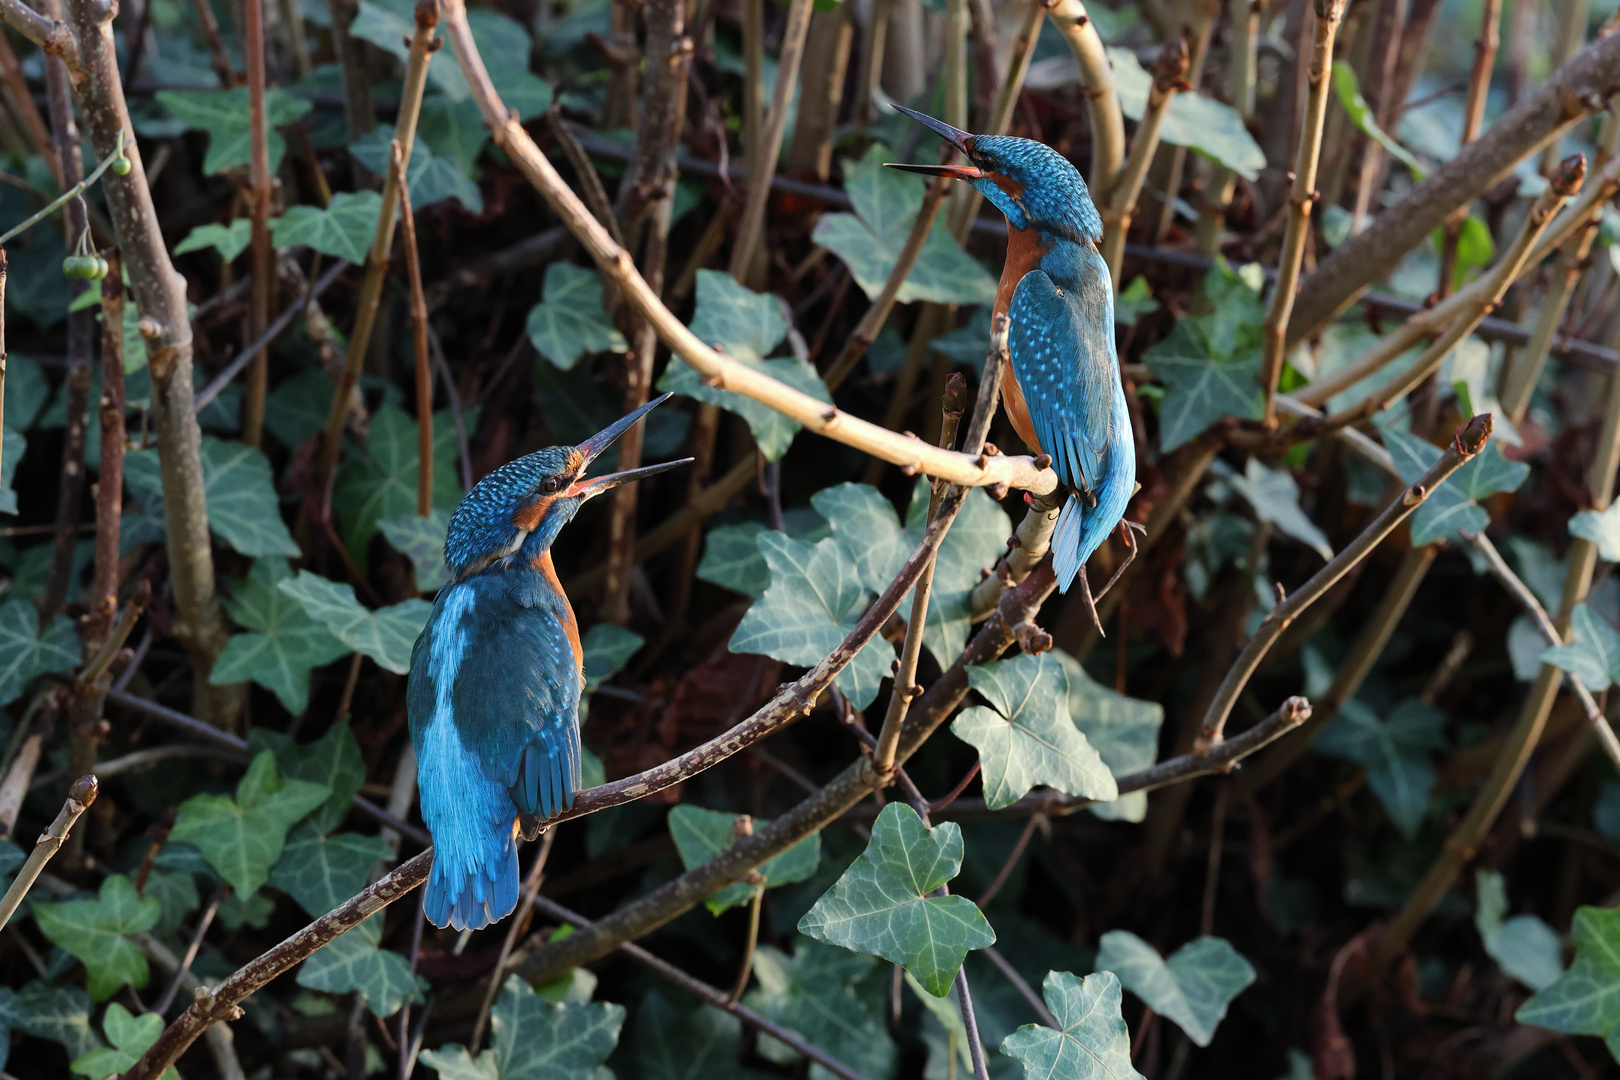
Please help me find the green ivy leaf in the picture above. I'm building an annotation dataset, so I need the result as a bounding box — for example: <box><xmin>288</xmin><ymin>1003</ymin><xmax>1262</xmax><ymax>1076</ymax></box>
<box><xmin>421</xmin><ymin>975</ymin><xmax>625</xmax><ymax>1079</ymax></box>
<box><xmin>349</xmin><ymin>0</ymin><xmax>471</xmax><ymax>100</ymax></box>
<box><xmin>1517</xmin><ymin>904</ymin><xmax>1620</xmax><ymax>1058</ymax></box>
<box><xmin>1109</xmin><ymin>48</ymin><xmax>1265</xmax><ymax>179</ymax></box>
<box><xmin>70</xmin><ymin>1002</ymin><xmax>174</xmax><ymax>1080</ymax></box>
<box><xmin>1315</xmin><ymin>699</ymin><xmax>1446</xmax><ymax>839</ymax></box>
<box><xmin>212</xmin><ymin>558</ymin><xmax>349</xmax><ymax>713</ymax></box>
<box><xmin>697</xmin><ymin>522</ymin><xmax>773</xmax><ymax>598</ymax></box>
<box><xmin>379</xmin><ymin>510</ymin><xmax>452</xmax><ymax>593</ymax></box>
<box><xmin>1095</xmin><ymin>931</ymin><xmax>1255</xmax><ymax>1046</ymax></box>
<box><xmin>526</xmin><ymin>264</ymin><xmax>627</xmax><ymax>370</ymax></box>
<box><xmin>32</xmin><ymin>876</ymin><xmax>161</xmax><ymax>1001</ymax></box>
<box><xmin>728</xmin><ymin>533</ymin><xmax>894</xmax><ymax>710</ymax></box>
<box><xmin>249</xmin><ymin>718</ymin><xmax>368</xmax><ymax>834</ymax></box>
<box><xmin>1115</xmin><ymin>276</ymin><xmax>1160</xmax><ymax>328</ymax></box>
<box><xmin>349</xmin><ymin>129</ymin><xmax>483</xmax><ymax>213</ymax></box>
<box><xmin>298</xmin><ymin>913</ymin><xmax>427</xmax><ymax>1017</ymax></box>
<box><xmin>6</xmin><ymin>980</ymin><xmax>101</xmax><ymax>1062</ymax></box>
<box><xmin>216</xmin><ymin>889</ymin><xmax>275</xmax><ymax>931</ymax></box>
<box><xmin>265</xmin><ymin>369</ymin><xmax>337</xmax><ymax>448</ymax></box>
<box><xmin>277</xmin><ymin>572</ymin><xmax>432</xmax><ymax>674</ymax></box>
<box><xmin>143</xmin><ymin>869</ymin><xmax>200</xmax><ymax>940</ymax></box>
<box><xmin>1000</xmin><ymin>970</ymin><xmax>1142</xmax><ymax>1080</ymax></box>
<box><xmin>271</xmin><ymin>828</ymin><xmax>393</xmax><ymax>918</ymax></box>
<box><xmin>272</xmin><ymin>191</ymin><xmax>384</xmax><ymax>263</ymax></box>
<box><xmin>1381</xmin><ymin>424</ymin><xmax>1528</xmax><ymax>546</ymax></box>
<box><xmin>332</xmin><ymin>404</ymin><xmax>467</xmax><ymax>569</ymax></box>
<box><xmin>1329</xmin><ymin>62</ymin><xmax>1426</xmax><ymax>180</ymax></box>
<box><xmin>1571</xmin><ymin>503</ymin><xmax>1620</xmax><ymax>562</ymax></box>
<box><xmin>169</xmin><ymin>750</ymin><xmax>330</xmax><ymax>896</ymax></box>
<box><xmin>626</xmin><ymin>990</ymin><xmax>772</xmax><ymax>1080</ymax></box>
<box><xmin>1475</xmin><ymin>869</ymin><xmax>1563</xmax><ymax>992</ymax></box>
<box><xmin>1541</xmin><ymin>603</ymin><xmax>1620</xmax><ymax>691</ymax></box>
<box><xmin>124</xmin><ymin>436</ymin><xmax>301</xmax><ymax>557</ymax></box>
<box><xmin>1226</xmin><ymin>458</ymin><xmax>1333</xmax><ymax>561</ymax></box>
<box><xmin>419</xmin><ymin>96</ymin><xmax>491</xmax><ymax>176</ymax></box>
<box><xmin>667</xmin><ymin>805</ymin><xmax>821</xmax><ymax>915</ymax></box>
<box><xmin>798</xmin><ymin>802</ymin><xmax>995</xmax><ymax>996</ymax></box>
<box><xmin>658</xmin><ymin>272</ymin><xmax>831</xmax><ymax>461</ymax></box>
<box><xmin>1143</xmin><ymin>261</ymin><xmax>1265</xmax><ymax>452</ymax></box>
<box><xmin>581</xmin><ymin>624</ymin><xmax>643</xmax><ymax>694</ymax></box>
<box><xmin>951</xmin><ymin>653</ymin><xmax>1117</xmax><ymax>810</ymax></box>
<box><xmin>1051</xmin><ymin>650</ymin><xmax>1163</xmax><ymax>823</ymax></box>
<box><xmin>467</xmin><ymin>8</ymin><xmax>554</xmax><ymax>119</ymax></box>
<box><xmin>154</xmin><ymin>88</ymin><xmax>312</xmax><ymax>174</ymax></box>
<box><xmin>814</xmin><ymin>145</ymin><xmax>997</xmax><ymax>306</ymax></box>
<box><xmin>0</xmin><ymin>598</ymin><xmax>79</xmax><ymax>706</ymax></box>
<box><xmin>743</xmin><ymin>941</ymin><xmax>897</xmax><ymax>1080</ymax></box>
<box><xmin>174</xmin><ymin>220</ymin><xmax>254</xmax><ymax>262</ymax></box>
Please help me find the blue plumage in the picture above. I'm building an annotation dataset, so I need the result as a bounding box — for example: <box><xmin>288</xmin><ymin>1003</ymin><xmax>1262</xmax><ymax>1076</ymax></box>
<box><xmin>408</xmin><ymin>396</ymin><xmax>691</xmax><ymax>930</ymax></box>
<box><xmin>887</xmin><ymin>107</ymin><xmax>1136</xmax><ymax>604</ymax></box>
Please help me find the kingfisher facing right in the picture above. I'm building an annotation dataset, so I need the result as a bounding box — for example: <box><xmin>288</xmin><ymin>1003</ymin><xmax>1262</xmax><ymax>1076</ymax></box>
<box><xmin>408</xmin><ymin>394</ymin><xmax>690</xmax><ymax>930</ymax></box>
<box><xmin>887</xmin><ymin>106</ymin><xmax>1138</xmax><ymax>625</ymax></box>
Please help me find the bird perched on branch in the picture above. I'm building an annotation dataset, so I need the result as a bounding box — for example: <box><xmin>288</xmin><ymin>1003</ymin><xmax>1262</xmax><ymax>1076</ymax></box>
<box><xmin>888</xmin><ymin>106</ymin><xmax>1138</xmax><ymax>628</ymax></box>
<box><xmin>408</xmin><ymin>395</ymin><xmax>691</xmax><ymax>930</ymax></box>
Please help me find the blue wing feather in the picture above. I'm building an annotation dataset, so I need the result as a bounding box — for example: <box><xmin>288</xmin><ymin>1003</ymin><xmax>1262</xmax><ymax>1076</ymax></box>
<box><xmin>407</xmin><ymin>574</ymin><xmax>584</xmax><ymax>929</ymax></box>
<box><xmin>1007</xmin><ymin>253</ymin><xmax>1116</xmax><ymax>495</ymax></box>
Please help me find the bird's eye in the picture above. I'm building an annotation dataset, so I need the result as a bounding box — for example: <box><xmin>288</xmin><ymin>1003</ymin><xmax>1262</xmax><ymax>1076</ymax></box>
<box><xmin>542</xmin><ymin>477</ymin><xmax>563</xmax><ymax>494</ymax></box>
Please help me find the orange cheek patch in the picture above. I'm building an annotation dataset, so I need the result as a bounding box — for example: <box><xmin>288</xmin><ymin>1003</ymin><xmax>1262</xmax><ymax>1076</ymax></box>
<box><xmin>512</xmin><ymin>497</ymin><xmax>550</xmax><ymax>531</ymax></box>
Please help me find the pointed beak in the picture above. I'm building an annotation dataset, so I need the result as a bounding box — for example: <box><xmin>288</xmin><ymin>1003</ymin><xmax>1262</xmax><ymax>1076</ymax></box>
<box><xmin>884</xmin><ymin>106</ymin><xmax>984</xmax><ymax>180</ymax></box>
<box><xmin>565</xmin><ymin>392</ymin><xmax>693</xmax><ymax>499</ymax></box>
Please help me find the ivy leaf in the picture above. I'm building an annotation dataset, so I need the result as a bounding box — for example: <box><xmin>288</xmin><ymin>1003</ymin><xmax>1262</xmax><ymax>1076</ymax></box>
<box><xmin>349</xmin><ymin>129</ymin><xmax>483</xmax><ymax>213</ymax></box>
<box><xmin>217</xmin><ymin>889</ymin><xmax>275</xmax><ymax>931</ymax></box>
<box><xmin>1540</xmin><ymin>603</ymin><xmax>1620</xmax><ymax>691</ymax></box>
<box><xmin>123</xmin><ymin>436</ymin><xmax>301</xmax><ymax>557</ymax></box>
<box><xmin>8</xmin><ymin>980</ymin><xmax>101</xmax><ymax>1061</ymax></box>
<box><xmin>1095</xmin><ymin>931</ymin><xmax>1255</xmax><ymax>1046</ymax></box>
<box><xmin>659</xmin><ymin>272</ymin><xmax>831</xmax><ymax>461</ymax></box>
<box><xmin>69</xmin><ymin>1003</ymin><xmax>174</xmax><ymax>1080</ymax></box>
<box><xmin>1315</xmin><ymin>699</ymin><xmax>1446</xmax><ymax>839</ymax></box>
<box><xmin>667</xmin><ymin>805</ymin><xmax>821</xmax><ymax>915</ymax></box>
<box><xmin>743</xmin><ymin>941</ymin><xmax>897</xmax><ymax>1080</ymax></box>
<box><xmin>1143</xmin><ymin>261</ymin><xmax>1265</xmax><ymax>452</ymax></box>
<box><xmin>1329</xmin><ymin>61</ymin><xmax>1426</xmax><ymax>180</ymax></box>
<box><xmin>467</xmin><ymin>8</ymin><xmax>553</xmax><ymax>119</ymax></box>
<box><xmin>1516</xmin><ymin>904</ymin><xmax>1620</xmax><ymax>1056</ymax></box>
<box><xmin>1115</xmin><ymin>276</ymin><xmax>1160</xmax><ymax>328</ymax></box>
<box><xmin>0</xmin><ymin>598</ymin><xmax>80</xmax><ymax>706</ymax></box>
<box><xmin>1382</xmin><ymin>425</ymin><xmax>1529</xmax><ymax>546</ymax></box>
<box><xmin>526</xmin><ymin>264</ymin><xmax>627</xmax><ymax>370</ymax></box>
<box><xmin>1475</xmin><ymin>869</ymin><xmax>1563</xmax><ymax>992</ymax></box>
<box><xmin>154</xmin><ymin>87</ymin><xmax>312</xmax><ymax>174</ymax></box>
<box><xmin>1110</xmin><ymin>48</ymin><xmax>1265</xmax><ymax>179</ymax></box>
<box><xmin>581</xmin><ymin>624</ymin><xmax>643</xmax><ymax>694</ymax></box>
<box><xmin>419</xmin><ymin>96</ymin><xmax>490</xmax><ymax>175</ymax></box>
<box><xmin>277</xmin><ymin>572</ymin><xmax>432</xmax><ymax>674</ymax></box>
<box><xmin>379</xmin><ymin>511</ymin><xmax>452</xmax><ymax>593</ymax></box>
<box><xmin>265</xmin><ymin>369</ymin><xmax>336</xmax><ymax>448</ymax></box>
<box><xmin>1051</xmin><ymin>650</ymin><xmax>1163</xmax><ymax>823</ymax></box>
<box><xmin>249</xmin><ymin>718</ymin><xmax>368</xmax><ymax>835</ymax></box>
<box><xmin>697</xmin><ymin>522</ymin><xmax>773</xmax><ymax>598</ymax></box>
<box><xmin>169</xmin><ymin>750</ymin><xmax>330</xmax><ymax>896</ymax></box>
<box><xmin>1000</xmin><ymin>970</ymin><xmax>1142</xmax><ymax>1080</ymax></box>
<box><xmin>31</xmin><ymin>876</ymin><xmax>161</xmax><ymax>1001</ymax></box>
<box><xmin>271</xmin><ymin>829</ymin><xmax>392</xmax><ymax>919</ymax></box>
<box><xmin>627</xmin><ymin>990</ymin><xmax>772</xmax><ymax>1080</ymax></box>
<box><xmin>332</xmin><ymin>404</ymin><xmax>467</xmax><ymax>569</ymax></box>
<box><xmin>814</xmin><ymin>145</ymin><xmax>997</xmax><ymax>306</ymax></box>
<box><xmin>798</xmin><ymin>802</ymin><xmax>995</xmax><ymax>996</ymax></box>
<box><xmin>1571</xmin><ymin>503</ymin><xmax>1620</xmax><ymax>561</ymax></box>
<box><xmin>421</xmin><ymin>975</ymin><xmax>625</xmax><ymax>1080</ymax></box>
<box><xmin>174</xmin><ymin>220</ymin><xmax>253</xmax><ymax>262</ymax></box>
<box><xmin>728</xmin><ymin>533</ymin><xmax>895</xmax><ymax>710</ymax></box>
<box><xmin>951</xmin><ymin>652</ymin><xmax>1117</xmax><ymax>810</ymax></box>
<box><xmin>298</xmin><ymin>914</ymin><xmax>427</xmax><ymax>1017</ymax></box>
<box><xmin>212</xmin><ymin>558</ymin><xmax>349</xmax><ymax>713</ymax></box>
<box><xmin>1227</xmin><ymin>458</ymin><xmax>1333</xmax><ymax>561</ymax></box>
<box><xmin>272</xmin><ymin>191</ymin><xmax>384</xmax><ymax>263</ymax></box>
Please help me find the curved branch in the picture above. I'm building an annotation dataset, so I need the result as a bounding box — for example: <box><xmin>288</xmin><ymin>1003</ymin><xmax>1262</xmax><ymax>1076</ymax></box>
<box><xmin>0</xmin><ymin>0</ymin><xmax>80</xmax><ymax>80</ymax></box>
<box><xmin>1045</xmin><ymin>0</ymin><xmax>1124</xmax><ymax>197</ymax></box>
<box><xmin>439</xmin><ymin>0</ymin><xmax>1055</xmax><ymax>495</ymax></box>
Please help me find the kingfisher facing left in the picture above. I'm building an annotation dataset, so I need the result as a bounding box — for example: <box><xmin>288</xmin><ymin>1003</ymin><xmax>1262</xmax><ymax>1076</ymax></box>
<box><xmin>888</xmin><ymin>106</ymin><xmax>1138</xmax><ymax>627</ymax></box>
<box><xmin>409</xmin><ymin>394</ymin><xmax>691</xmax><ymax>930</ymax></box>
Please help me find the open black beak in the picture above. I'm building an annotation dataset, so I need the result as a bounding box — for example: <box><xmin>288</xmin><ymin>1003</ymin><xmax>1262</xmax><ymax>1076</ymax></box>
<box><xmin>567</xmin><ymin>392</ymin><xmax>694</xmax><ymax>499</ymax></box>
<box><xmin>883</xmin><ymin>104</ymin><xmax>984</xmax><ymax>180</ymax></box>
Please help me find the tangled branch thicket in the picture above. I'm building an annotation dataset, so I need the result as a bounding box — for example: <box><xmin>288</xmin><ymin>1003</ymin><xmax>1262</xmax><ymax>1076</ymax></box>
<box><xmin>3</xmin><ymin>0</ymin><xmax>1620</xmax><ymax>1078</ymax></box>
